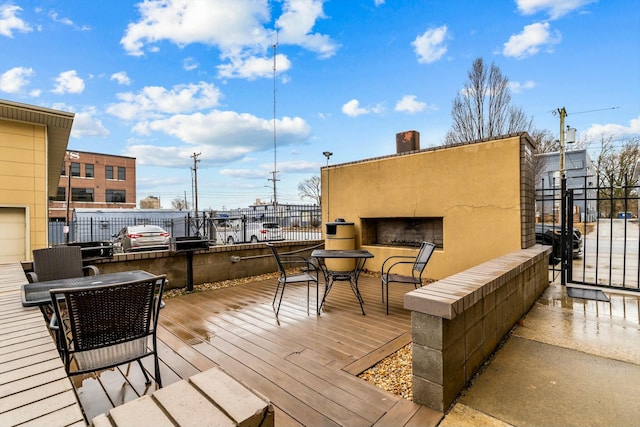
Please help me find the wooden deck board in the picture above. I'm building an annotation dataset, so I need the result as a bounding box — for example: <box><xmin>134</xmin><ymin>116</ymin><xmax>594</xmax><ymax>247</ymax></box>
<box><xmin>1</xmin><ymin>262</ymin><xmax>443</xmax><ymax>427</ymax></box>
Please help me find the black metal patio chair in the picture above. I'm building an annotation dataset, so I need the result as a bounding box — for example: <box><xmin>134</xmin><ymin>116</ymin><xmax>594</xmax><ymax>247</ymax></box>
<box><xmin>49</xmin><ymin>275</ymin><xmax>167</xmax><ymax>387</ymax></box>
<box><xmin>381</xmin><ymin>241</ymin><xmax>436</xmax><ymax>314</ymax></box>
<box><xmin>267</xmin><ymin>243</ymin><xmax>319</xmax><ymax>316</ymax></box>
<box><xmin>27</xmin><ymin>246</ymin><xmax>99</xmax><ymax>283</ymax></box>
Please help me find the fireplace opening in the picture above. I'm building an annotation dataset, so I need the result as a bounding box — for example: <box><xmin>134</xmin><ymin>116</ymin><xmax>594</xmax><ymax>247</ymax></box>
<box><xmin>361</xmin><ymin>217</ymin><xmax>443</xmax><ymax>248</ymax></box>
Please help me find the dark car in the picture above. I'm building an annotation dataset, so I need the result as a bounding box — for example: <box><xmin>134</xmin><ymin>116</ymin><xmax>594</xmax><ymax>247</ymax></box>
<box><xmin>535</xmin><ymin>223</ymin><xmax>582</xmax><ymax>262</ymax></box>
<box><xmin>113</xmin><ymin>224</ymin><xmax>171</xmax><ymax>253</ymax></box>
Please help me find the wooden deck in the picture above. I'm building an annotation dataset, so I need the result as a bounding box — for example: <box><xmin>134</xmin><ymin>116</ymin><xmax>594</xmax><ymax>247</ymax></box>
<box><xmin>1</xmin><ymin>263</ymin><xmax>443</xmax><ymax>426</ymax></box>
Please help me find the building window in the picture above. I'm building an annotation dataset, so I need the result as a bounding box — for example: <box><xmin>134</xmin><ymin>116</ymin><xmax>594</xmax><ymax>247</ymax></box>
<box><xmin>85</xmin><ymin>164</ymin><xmax>94</xmax><ymax>178</ymax></box>
<box><xmin>49</xmin><ymin>187</ymin><xmax>66</xmax><ymax>202</ymax></box>
<box><xmin>70</xmin><ymin>162</ymin><xmax>81</xmax><ymax>177</ymax></box>
<box><xmin>60</xmin><ymin>162</ymin><xmax>66</xmax><ymax>176</ymax></box>
<box><xmin>106</xmin><ymin>189</ymin><xmax>126</xmax><ymax>203</ymax></box>
<box><xmin>106</xmin><ymin>165</ymin><xmax>114</xmax><ymax>179</ymax></box>
<box><xmin>71</xmin><ymin>188</ymin><xmax>94</xmax><ymax>202</ymax></box>
<box><xmin>118</xmin><ymin>166</ymin><xmax>126</xmax><ymax>181</ymax></box>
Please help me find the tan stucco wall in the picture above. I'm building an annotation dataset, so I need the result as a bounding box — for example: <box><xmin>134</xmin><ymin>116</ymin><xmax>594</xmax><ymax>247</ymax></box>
<box><xmin>0</xmin><ymin>119</ymin><xmax>49</xmax><ymax>256</ymax></box>
<box><xmin>322</xmin><ymin>135</ymin><xmax>532</xmax><ymax>279</ymax></box>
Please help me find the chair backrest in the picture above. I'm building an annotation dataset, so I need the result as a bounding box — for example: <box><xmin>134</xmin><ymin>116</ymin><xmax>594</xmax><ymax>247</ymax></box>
<box><xmin>412</xmin><ymin>242</ymin><xmax>436</xmax><ymax>278</ymax></box>
<box><xmin>51</xmin><ymin>276</ymin><xmax>166</xmax><ymax>356</ymax></box>
<box><xmin>266</xmin><ymin>243</ymin><xmax>287</xmax><ymax>278</ymax></box>
<box><xmin>33</xmin><ymin>246</ymin><xmax>84</xmax><ymax>282</ymax></box>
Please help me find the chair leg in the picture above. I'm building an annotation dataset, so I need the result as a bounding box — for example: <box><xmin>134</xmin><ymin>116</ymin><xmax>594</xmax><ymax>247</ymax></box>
<box><xmin>386</xmin><ymin>283</ymin><xmax>389</xmax><ymax>315</ymax></box>
<box><xmin>273</xmin><ymin>282</ymin><xmax>286</xmax><ymax>316</ymax></box>
<box><xmin>154</xmin><ymin>354</ymin><xmax>162</xmax><ymax>388</ymax></box>
<box><xmin>138</xmin><ymin>360</ymin><xmax>151</xmax><ymax>385</ymax></box>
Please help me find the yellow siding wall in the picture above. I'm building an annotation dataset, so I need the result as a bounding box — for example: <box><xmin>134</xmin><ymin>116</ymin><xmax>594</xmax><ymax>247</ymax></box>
<box><xmin>0</xmin><ymin>119</ymin><xmax>48</xmax><ymax>256</ymax></box>
<box><xmin>322</xmin><ymin>136</ymin><xmax>525</xmax><ymax>279</ymax></box>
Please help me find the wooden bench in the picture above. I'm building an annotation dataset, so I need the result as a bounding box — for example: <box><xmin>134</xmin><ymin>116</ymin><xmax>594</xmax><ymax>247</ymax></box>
<box><xmin>92</xmin><ymin>367</ymin><xmax>274</xmax><ymax>427</ymax></box>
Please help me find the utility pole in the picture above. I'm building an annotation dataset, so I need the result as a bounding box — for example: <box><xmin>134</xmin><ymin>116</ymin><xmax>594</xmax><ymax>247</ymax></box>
<box><xmin>558</xmin><ymin>107</ymin><xmax>567</xmax><ymax>178</ymax></box>
<box><xmin>191</xmin><ymin>152</ymin><xmax>201</xmax><ymax>218</ymax></box>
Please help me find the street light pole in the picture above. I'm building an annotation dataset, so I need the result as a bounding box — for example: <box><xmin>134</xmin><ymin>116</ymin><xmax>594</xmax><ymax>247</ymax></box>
<box><xmin>65</xmin><ymin>160</ymin><xmax>71</xmax><ymax>244</ymax></box>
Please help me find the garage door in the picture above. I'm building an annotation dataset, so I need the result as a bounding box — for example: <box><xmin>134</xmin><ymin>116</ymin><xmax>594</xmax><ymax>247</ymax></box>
<box><xmin>0</xmin><ymin>207</ymin><xmax>27</xmax><ymax>263</ymax></box>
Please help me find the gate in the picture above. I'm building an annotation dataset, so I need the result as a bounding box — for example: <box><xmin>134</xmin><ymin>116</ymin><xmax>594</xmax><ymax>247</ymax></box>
<box><xmin>536</xmin><ymin>175</ymin><xmax>639</xmax><ymax>292</ymax></box>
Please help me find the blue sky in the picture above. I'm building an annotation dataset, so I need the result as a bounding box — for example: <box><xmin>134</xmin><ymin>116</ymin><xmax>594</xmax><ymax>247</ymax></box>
<box><xmin>1</xmin><ymin>0</ymin><xmax>639</xmax><ymax>210</ymax></box>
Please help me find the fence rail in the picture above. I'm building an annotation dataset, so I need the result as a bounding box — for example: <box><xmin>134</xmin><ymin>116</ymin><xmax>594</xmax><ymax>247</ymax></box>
<box><xmin>536</xmin><ymin>177</ymin><xmax>639</xmax><ymax>291</ymax></box>
<box><xmin>49</xmin><ymin>205</ymin><xmax>323</xmax><ymax>246</ymax></box>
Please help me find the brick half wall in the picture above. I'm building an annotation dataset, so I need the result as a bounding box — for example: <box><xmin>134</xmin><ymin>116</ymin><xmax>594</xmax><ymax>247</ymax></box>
<box><xmin>404</xmin><ymin>245</ymin><xmax>551</xmax><ymax>412</ymax></box>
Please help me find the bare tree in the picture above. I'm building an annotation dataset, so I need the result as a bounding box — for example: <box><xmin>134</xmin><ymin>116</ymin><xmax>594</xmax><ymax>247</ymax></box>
<box><xmin>529</xmin><ymin>128</ymin><xmax>559</xmax><ymax>186</ymax></box>
<box><xmin>594</xmin><ymin>136</ymin><xmax>639</xmax><ymax>217</ymax></box>
<box><xmin>445</xmin><ymin>57</ymin><xmax>533</xmax><ymax>145</ymax></box>
<box><xmin>298</xmin><ymin>176</ymin><xmax>321</xmax><ymax>205</ymax></box>
<box><xmin>171</xmin><ymin>197</ymin><xmax>188</xmax><ymax>210</ymax></box>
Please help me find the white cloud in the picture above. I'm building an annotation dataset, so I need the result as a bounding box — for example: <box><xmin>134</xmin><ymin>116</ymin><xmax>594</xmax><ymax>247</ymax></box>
<box><xmin>70</xmin><ymin>107</ymin><xmax>110</xmax><ymax>138</ymax></box>
<box><xmin>516</xmin><ymin>0</ymin><xmax>595</xmax><ymax>20</ymax></box>
<box><xmin>120</xmin><ymin>0</ymin><xmax>271</xmax><ymax>56</ymax></box>
<box><xmin>183</xmin><ymin>57</ymin><xmax>199</xmax><ymax>71</ymax></box>
<box><xmin>0</xmin><ymin>66</ymin><xmax>34</xmax><ymax>93</ymax></box>
<box><xmin>220</xmin><ymin>159</ymin><xmax>318</xmax><ymax>182</ymax></box>
<box><xmin>395</xmin><ymin>95</ymin><xmax>427</xmax><ymax>113</ymax></box>
<box><xmin>509</xmin><ymin>80</ymin><xmax>536</xmax><ymax>94</ymax></box>
<box><xmin>0</xmin><ymin>4</ymin><xmax>32</xmax><ymax>37</ymax></box>
<box><xmin>374</xmin><ymin>0</ymin><xmax>385</xmax><ymax>6</ymax></box>
<box><xmin>107</xmin><ymin>82</ymin><xmax>222</xmax><ymax>120</ymax></box>
<box><xmin>110</xmin><ymin>71</ymin><xmax>131</xmax><ymax>85</ymax></box>
<box><xmin>217</xmin><ymin>53</ymin><xmax>291</xmax><ymax>80</ymax></box>
<box><xmin>582</xmin><ymin>115</ymin><xmax>640</xmax><ymax>141</ymax></box>
<box><xmin>125</xmin><ymin>110</ymin><xmax>311</xmax><ymax>167</ymax></box>
<box><xmin>412</xmin><ymin>25</ymin><xmax>448</xmax><ymax>64</ymax></box>
<box><xmin>342</xmin><ymin>99</ymin><xmax>384</xmax><ymax>117</ymax></box>
<box><xmin>48</xmin><ymin>11</ymin><xmax>73</xmax><ymax>26</ymax></box>
<box><xmin>52</xmin><ymin>70</ymin><xmax>85</xmax><ymax>94</ymax></box>
<box><xmin>276</xmin><ymin>0</ymin><xmax>340</xmax><ymax>59</ymax></box>
<box><xmin>120</xmin><ymin>0</ymin><xmax>338</xmax><ymax>79</ymax></box>
<box><xmin>503</xmin><ymin>22</ymin><xmax>561</xmax><ymax>59</ymax></box>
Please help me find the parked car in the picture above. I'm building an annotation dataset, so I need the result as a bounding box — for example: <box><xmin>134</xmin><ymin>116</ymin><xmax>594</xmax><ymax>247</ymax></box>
<box><xmin>246</xmin><ymin>222</ymin><xmax>284</xmax><ymax>243</ymax></box>
<box><xmin>113</xmin><ymin>225</ymin><xmax>171</xmax><ymax>253</ymax></box>
<box><xmin>535</xmin><ymin>223</ymin><xmax>582</xmax><ymax>263</ymax></box>
<box><xmin>214</xmin><ymin>221</ymin><xmax>285</xmax><ymax>244</ymax></box>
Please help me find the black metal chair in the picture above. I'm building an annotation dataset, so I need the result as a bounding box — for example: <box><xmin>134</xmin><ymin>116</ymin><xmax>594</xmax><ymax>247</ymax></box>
<box><xmin>27</xmin><ymin>246</ymin><xmax>99</xmax><ymax>283</ymax></box>
<box><xmin>266</xmin><ymin>243</ymin><xmax>319</xmax><ymax>316</ymax></box>
<box><xmin>381</xmin><ymin>241</ymin><xmax>436</xmax><ymax>314</ymax></box>
<box><xmin>49</xmin><ymin>275</ymin><xmax>167</xmax><ymax>387</ymax></box>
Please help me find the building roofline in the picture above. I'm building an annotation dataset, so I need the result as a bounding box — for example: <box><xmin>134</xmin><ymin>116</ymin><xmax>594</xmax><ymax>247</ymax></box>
<box><xmin>0</xmin><ymin>99</ymin><xmax>75</xmax><ymax>196</ymax></box>
<box><xmin>321</xmin><ymin>132</ymin><xmax>530</xmax><ymax>169</ymax></box>
<box><xmin>66</xmin><ymin>148</ymin><xmax>136</xmax><ymax>160</ymax></box>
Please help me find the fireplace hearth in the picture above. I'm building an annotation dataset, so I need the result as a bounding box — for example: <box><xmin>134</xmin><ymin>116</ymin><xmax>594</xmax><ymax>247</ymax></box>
<box><xmin>361</xmin><ymin>217</ymin><xmax>443</xmax><ymax>248</ymax></box>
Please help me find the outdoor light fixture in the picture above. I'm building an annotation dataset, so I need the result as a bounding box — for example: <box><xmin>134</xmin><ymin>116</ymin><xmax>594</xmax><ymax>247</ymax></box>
<box><xmin>323</xmin><ymin>151</ymin><xmax>333</xmax><ymax>166</ymax></box>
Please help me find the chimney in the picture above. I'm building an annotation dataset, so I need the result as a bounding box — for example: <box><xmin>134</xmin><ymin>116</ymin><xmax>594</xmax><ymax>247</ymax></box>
<box><xmin>396</xmin><ymin>130</ymin><xmax>420</xmax><ymax>154</ymax></box>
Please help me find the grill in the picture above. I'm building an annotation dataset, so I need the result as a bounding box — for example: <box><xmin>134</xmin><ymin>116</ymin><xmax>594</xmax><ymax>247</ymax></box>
<box><xmin>170</xmin><ymin>237</ymin><xmax>210</xmax><ymax>253</ymax></box>
<box><xmin>170</xmin><ymin>237</ymin><xmax>210</xmax><ymax>291</ymax></box>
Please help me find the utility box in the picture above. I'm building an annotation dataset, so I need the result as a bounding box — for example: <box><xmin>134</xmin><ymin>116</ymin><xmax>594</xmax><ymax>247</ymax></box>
<box><xmin>325</xmin><ymin>220</ymin><xmax>355</xmax><ymax>271</ymax></box>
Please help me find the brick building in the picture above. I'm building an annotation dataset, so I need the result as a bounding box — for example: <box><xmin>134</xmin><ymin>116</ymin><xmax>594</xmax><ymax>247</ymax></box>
<box><xmin>49</xmin><ymin>150</ymin><xmax>136</xmax><ymax>220</ymax></box>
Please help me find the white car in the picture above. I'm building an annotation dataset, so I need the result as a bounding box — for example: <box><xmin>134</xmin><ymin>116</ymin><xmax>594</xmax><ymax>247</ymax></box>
<box><xmin>246</xmin><ymin>222</ymin><xmax>284</xmax><ymax>243</ymax></box>
<box><xmin>113</xmin><ymin>225</ymin><xmax>171</xmax><ymax>252</ymax></box>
